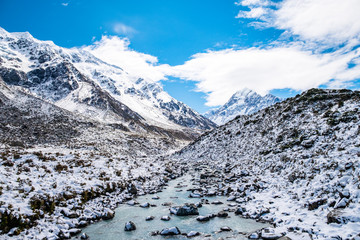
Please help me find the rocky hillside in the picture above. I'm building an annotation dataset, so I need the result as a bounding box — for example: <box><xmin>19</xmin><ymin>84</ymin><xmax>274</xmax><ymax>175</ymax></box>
<box><xmin>0</xmin><ymin>27</ymin><xmax>215</xmax><ymax>137</ymax></box>
<box><xmin>205</xmin><ymin>88</ymin><xmax>281</xmax><ymax>125</ymax></box>
<box><xmin>174</xmin><ymin>88</ymin><xmax>360</xmax><ymax>239</ymax></box>
<box><xmin>0</xmin><ymin>75</ymin><xmax>191</xmax><ymax>238</ymax></box>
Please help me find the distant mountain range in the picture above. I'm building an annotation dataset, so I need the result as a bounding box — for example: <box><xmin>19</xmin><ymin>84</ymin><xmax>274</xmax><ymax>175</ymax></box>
<box><xmin>0</xmin><ymin>27</ymin><xmax>215</xmax><ymax>142</ymax></box>
<box><xmin>204</xmin><ymin>88</ymin><xmax>282</xmax><ymax>125</ymax></box>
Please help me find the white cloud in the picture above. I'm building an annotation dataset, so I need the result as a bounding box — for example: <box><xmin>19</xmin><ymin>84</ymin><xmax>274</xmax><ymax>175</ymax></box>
<box><xmin>165</xmin><ymin>46</ymin><xmax>359</xmax><ymax>106</ymax></box>
<box><xmin>61</xmin><ymin>2</ymin><xmax>69</xmax><ymax>7</ymax></box>
<box><xmin>84</xmin><ymin>36</ymin><xmax>168</xmax><ymax>83</ymax></box>
<box><xmin>81</xmin><ymin>0</ymin><xmax>360</xmax><ymax>108</ymax></box>
<box><xmin>112</xmin><ymin>23</ymin><xmax>136</xmax><ymax>35</ymax></box>
<box><xmin>236</xmin><ymin>7</ymin><xmax>268</xmax><ymax>19</ymax></box>
<box><xmin>237</xmin><ymin>0</ymin><xmax>360</xmax><ymax>44</ymax></box>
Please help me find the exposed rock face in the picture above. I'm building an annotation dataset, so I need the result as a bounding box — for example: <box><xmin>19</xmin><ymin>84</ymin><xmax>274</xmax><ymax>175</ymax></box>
<box><xmin>204</xmin><ymin>88</ymin><xmax>281</xmax><ymax>125</ymax></box>
<box><xmin>170</xmin><ymin>204</ymin><xmax>199</xmax><ymax>216</ymax></box>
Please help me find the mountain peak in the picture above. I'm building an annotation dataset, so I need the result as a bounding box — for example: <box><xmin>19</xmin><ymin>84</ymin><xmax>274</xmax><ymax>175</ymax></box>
<box><xmin>232</xmin><ymin>88</ymin><xmax>255</xmax><ymax>98</ymax></box>
<box><xmin>205</xmin><ymin>89</ymin><xmax>281</xmax><ymax>125</ymax></box>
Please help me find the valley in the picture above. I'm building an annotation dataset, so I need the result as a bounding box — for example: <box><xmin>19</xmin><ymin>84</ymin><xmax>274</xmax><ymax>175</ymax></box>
<box><xmin>0</xmin><ymin>27</ymin><xmax>359</xmax><ymax>240</ymax></box>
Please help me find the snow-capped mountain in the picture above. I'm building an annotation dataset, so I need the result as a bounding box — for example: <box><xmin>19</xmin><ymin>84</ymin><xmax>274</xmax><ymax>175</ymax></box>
<box><xmin>174</xmin><ymin>88</ymin><xmax>360</xmax><ymax>239</ymax></box>
<box><xmin>204</xmin><ymin>88</ymin><xmax>281</xmax><ymax>125</ymax></box>
<box><xmin>0</xmin><ymin>27</ymin><xmax>215</xmax><ymax>137</ymax></box>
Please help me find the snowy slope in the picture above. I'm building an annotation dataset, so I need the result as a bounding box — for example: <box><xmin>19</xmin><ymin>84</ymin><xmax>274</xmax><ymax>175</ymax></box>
<box><xmin>174</xmin><ymin>88</ymin><xmax>360</xmax><ymax>239</ymax></box>
<box><xmin>0</xmin><ymin>27</ymin><xmax>215</xmax><ymax>135</ymax></box>
<box><xmin>204</xmin><ymin>88</ymin><xmax>281</xmax><ymax>125</ymax></box>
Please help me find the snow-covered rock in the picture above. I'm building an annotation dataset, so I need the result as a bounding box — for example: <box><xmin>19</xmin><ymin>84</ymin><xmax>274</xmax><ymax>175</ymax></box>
<box><xmin>169</xmin><ymin>203</ymin><xmax>199</xmax><ymax>216</ymax></box>
<box><xmin>160</xmin><ymin>226</ymin><xmax>181</xmax><ymax>235</ymax></box>
<box><xmin>124</xmin><ymin>221</ymin><xmax>136</xmax><ymax>231</ymax></box>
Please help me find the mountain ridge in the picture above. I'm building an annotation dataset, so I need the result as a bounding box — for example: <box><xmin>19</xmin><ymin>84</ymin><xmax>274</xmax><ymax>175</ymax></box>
<box><xmin>0</xmin><ymin>27</ymin><xmax>215</xmax><ymax>139</ymax></box>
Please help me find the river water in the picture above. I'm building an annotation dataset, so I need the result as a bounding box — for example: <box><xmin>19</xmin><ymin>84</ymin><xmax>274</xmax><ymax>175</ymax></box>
<box><xmin>83</xmin><ymin>173</ymin><xmax>268</xmax><ymax>239</ymax></box>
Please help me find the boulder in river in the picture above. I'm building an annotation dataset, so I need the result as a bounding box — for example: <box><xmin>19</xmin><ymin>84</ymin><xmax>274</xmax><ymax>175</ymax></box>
<box><xmin>170</xmin><ymin>204</ymin><xmax>199</xmax><ymax>216</ymax></box>
<box><xmin>220</xmin><ymin>226</ymin><xmax>232</xmax><ymax>231</ymax></box>
<box><xmin>140</xmin><ymin>202</ymin><xmax>150</xmax><ymax>208</ymax></box>
<box><xmin>152</xmin><ymin>195</ymin><xmax>160</xmax><ymax>200</ymax></box>
<box><xmin>127</xmin><ymin>200</ymin><xmax>138</xmax><ymax>206</ymax></box>
<box><xmin>160</xmin><ymin>227</ymin><xmax>181</xmax><ymax>235</ymax></box>
<box><xmin>196</xmin><ymin>215</ymin><xmax>210</xmax><ymax>222</ymax></box>
<box><xmin>187</xmin><ymin>231</ymin><xmax>201</xmax><ymax>237</ymax></box>
<box><xmin>124</xmin><ymin>221</ymin><xmax>136</xmax><ymax>231</ymax></box>
<box><xmin>189</xmin><ymin>192</ymin><xmax>202</xmax><ymax>198</ymax></box>
<box><xmin>146</xmin><ymin>216</ymin><xmax>155</xmax><ymax>221</ymax></box>
<box><xmin>217</xmin><ymin>211</ymin><xmax>228</xmax><ymax>218</ymax></box>
<box><xmin>248</xmin><ymin>232</ymin><xmax>260</xmax><ymax>239</ymax></box>
<box><xmin>80</xmin><ymin>233</ymin><xmax>89</xmax><ymax>239</ymax></box>
<box><xmin>161</xmin><ymin>215</ymin><xmax>171</xmax><ymax>221</ymax></box>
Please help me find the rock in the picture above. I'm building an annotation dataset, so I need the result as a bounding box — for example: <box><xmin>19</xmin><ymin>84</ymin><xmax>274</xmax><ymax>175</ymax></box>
<box><xmin>127</xmin><ymin>200</ymin><xmax>138</xmax><ymax>206</ymax></box>
<box><xmin>161</xmin><ymin>215</ymin><xmax>171</xmax><ymax>221</ymax></box>
<box><xmin>334</xmin><ymin>198</ymin><xmax>349</xmax><ymax>208</ymax></box>
<box><xmin>248</xmin><ymin>232</ymin><xmax>260</xmax><ymax>239</ymax></box>
<box><xmin>150</xmin><ymin>231</ymin><xmax>159</xmax><ymax>236</ymax></box>
<box><xmin>227</xmin><ymin>196</ymin><xmax>236</xmax><ymax>201</ymax></box>
<box><xmin>220</xmin><ymin>226</ymin><xmax>232</xmax><ymax>231</ymax></box>
<box><xmin>102</xmin><ymin>209</ymin><xmax>115</xmax><ymax>220</ymax></box>
<box><xmin>187</xmin><ymin>231</ymin><xmax>201</xmax><ymax>237</ymax></box>
<box><xmin>278</xmin><ymin>237</ymin><xmax>292</xmax><ymax>240</ymax></box>
<box><xmin>261</xmin><ymin>228</ymin><xmax>283</xmax><ymax>240</ymax></box>
<box><xmin>339</xmin><ymin>190</ymin><xmax>350</xmax><ymax>199</ymax></box>
<box><xmin>68</xmin><ymin>228</ymin><xmax>82</xmax><ymax>236</ymax></box>
<box><xmin>61</xmin><ymin>209</ymin><xmax>79</xmax><ymax>219</ymax></box>
<box><xmin>345</xmin><ymin>162</ymin><xmax>353</xmax><ymax>170</ymax></box>
<box><xmin>212</xmin><ymin>200</ymin><xmax>223</xmax><ymax>205</ymax></box>
<box><xmin>162</xmin><ymin>202</ymin><xmax>172</xmax><ymax>206</ymax></box>
<box><xmin>124</xmin><ymin>221</ymin><xmax>136</xmax><ymax>231</ymax></box>
<box><xmin>301</xmin><ymin>139</ymin><xmax>314</xmax><ymax>148</ymax></box>
<box><xmin>140</xmin><ymin>202</ymin><xmax>150</xmax><ymax>208</ymax></box>
<box><xmin>165</xmin><ymin>166</ymin><xmax>173</xmax><ymax>173</ymax></box>
<box><xmin>160</xmin><ymin>227</ymin><xmax>181</xmax><ymax>235</ymax></box>
<box><xmin>80</xmin><ymin>233</ymin><xmax>89</xmax><ymax>239</ymax></box>
<box><xmin>196</xmin><ymin>215</ymin><xmax>210</xmax><ymax>222</ymax></box>
<box><xmin>217</xmin><ymin>211</ymin><xmax>228</xmax><ymax>218</ymax></box>
<box><xmin>78</xmin><ymin>220</ymin><xmax>88</xmax><ymax>228</ymax></box>
<box><xmin>146</xmin><ymin>216</ymin><xmax>155</xmax><ymax>221</ymax></box>
<box><xmin>128</xmin><ymin>183</ymin><xmax>137</xmax><ymax>195</ymax></box>
<box><xmin>327</xmin><ymin>210</ymin><xmax>347</xmax><ymax>224</ymax></box>
<box><xmin>206</xmin><ymin>190</ymin><xmax>216</xmax><ymax>196</ymax></box>
<box><xmin>152</xmin><ymin>195</ymin><xmax>160</xmax><ymax>200</ymax></box>
<box><xmin>195</xmin><ymin>202</ymin><xmax>203</xmax><ymax>208</ymax></box>
<box><xmin>308</xmin><ymin>198</ymin><xmax>327</xmax><ymax>210</ymax></box>
<box><xmin>235</xmin><ymin>207</ymin><xmax>246</xmax><ymax>215</ymax></box>
<box><xmin>170</xmin><ymin>204</ymin><xmax>199</xmax><ymax>216</ymax></box>
<box><xmin>189</xmin><ymin>192</ymin><xmax>202</xmax><ymax>198</ymax></box>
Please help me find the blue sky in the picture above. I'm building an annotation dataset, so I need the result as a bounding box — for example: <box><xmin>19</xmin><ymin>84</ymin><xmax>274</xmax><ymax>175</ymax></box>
<box><xmin>1</xmin><ymin>0</ymin><xmax>360</xmax><ymax>113</ymax></box>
